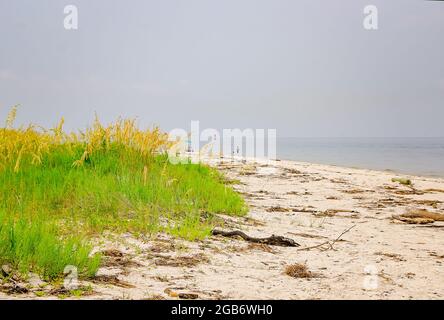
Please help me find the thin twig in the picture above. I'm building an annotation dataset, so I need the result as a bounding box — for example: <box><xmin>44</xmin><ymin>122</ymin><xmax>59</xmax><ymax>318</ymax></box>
<box><xmin>297</xmin><ymin>225</ymin><xmax>356</xmax><ymax>252</ymax></box>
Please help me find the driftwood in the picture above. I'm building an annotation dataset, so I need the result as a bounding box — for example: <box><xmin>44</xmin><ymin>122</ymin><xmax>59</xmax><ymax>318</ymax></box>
<box><xmin>211</xmin><ymin>229</ymin><xmax>300</xmax><ymax>247</ymax></box>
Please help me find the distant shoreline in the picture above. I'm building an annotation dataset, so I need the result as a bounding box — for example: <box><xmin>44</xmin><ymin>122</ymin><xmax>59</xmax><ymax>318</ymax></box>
<box><xmin>275</xmin><ymin>157</ymin><xmax>444</xmax><ymax>179</ymax></box>
<box><xmin>276</xmin><ymin>137</ymin><xmax>444</xmax><ymax>178</ymax></box>
<box><xmin>196</xmin><ymin>151</ymin><xmax>444</xmax><ymax>180</ymax></box>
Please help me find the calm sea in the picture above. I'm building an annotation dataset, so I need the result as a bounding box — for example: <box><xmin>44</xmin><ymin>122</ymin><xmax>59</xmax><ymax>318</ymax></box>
<box><xmin>277</xmin><ymin>138</ymin><xmax>444</xmax><ymax>177</ymax></box>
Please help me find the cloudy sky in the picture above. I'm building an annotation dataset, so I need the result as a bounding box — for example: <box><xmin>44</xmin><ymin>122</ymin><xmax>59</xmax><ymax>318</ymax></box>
<box><xmin>1</xmin><ymin>0</ymin><xmax>443</xmax><ymax>137</ymax></box>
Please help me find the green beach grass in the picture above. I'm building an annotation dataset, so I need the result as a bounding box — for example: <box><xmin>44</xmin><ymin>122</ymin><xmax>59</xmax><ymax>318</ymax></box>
<box><xmin>0</xmin><ymin>111</ymin><xmax>247</xmax><ymax>281</ymax></box>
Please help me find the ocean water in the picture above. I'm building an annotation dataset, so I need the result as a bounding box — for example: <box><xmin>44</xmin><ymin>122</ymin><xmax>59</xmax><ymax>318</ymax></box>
<box><xmin>277</xmin><ymin>138</ymin><xmax>444</xmax><ymax>177</ymax></box>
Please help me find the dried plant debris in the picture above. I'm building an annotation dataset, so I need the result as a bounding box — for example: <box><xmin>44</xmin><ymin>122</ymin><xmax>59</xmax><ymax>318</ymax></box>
<box><xmin>0</xmin><ymin>282</ymin><xmax>29</xmax><ymax>294</ymax></box>
<box><xmin>246</xmin><ymin>243</ymin><xmax>277</xmax><ymax>254</ymax></box>
<box><xmin>369</xmin><ymin>197</ymin><xmax>441</xmax><ymax>208</ymax></box>
<box><xmin>330</xmin><ymin>178</ymin><xmax>348</xmax><ymax>184</ymax></box>
<box><xmin>144</xmin><ymin>294</ymin><xmax>166</xmax><ymax>300</ymax></box>
<box><xmin>429</xmin><ymin>252</ymin><xmax>444</xmax><ymax>259</ymax></box>
<box><xmin>224</xmin><ymin>243</ymin><xmax>278</xmax><ymax>254</ymax></box>
<box><xmin>149</xmin><ymin>242</ymin><xmax>178</xmax><ymax>253</ymax></box>
<box><xmin>91</xmin><ymin>275</ymin><xmax>135</xmax><ymax>288</ymax></box>
<box><xmin>101</xmin><ymin>254</ymin><xmax>142</xmax><ymax>268</ymax></box>
<box><xmin>239</xmin><ymin>165</ymin><xmax>257</xmax><ymax>176</ymax></box>
<box><xmin>393</xmin><ymin>217</ymin><xmax>435</xmax><ymax>224</ymax></box>
<box><xmin>239</xmin><ymin>192</ymin><xmax>255</xmax><ymax>198</ymax></box>
<box><xmin>411</xmin><ymin>200</ymin><xmax>441</xmax><ymax>208</ymax></box>
<box><xmin>284</xmin><ymin>263</ymin><xmax>317</xmax><ymax>279</ymax></box>
<box><xmin>153</xmin><ymin>253</ymin><xmax>209</xmax><ymax>267</ymax></box>
<box><xmin>48</xmin><ymin>285</ymin><xmax>95</xmax><ymax>297</ymax></box>
<box><xmin>378</xmin><ymin>271</ymin><xmax>395</xmax><ymax>285</ymax></box>
<box><xmin>368</xmin><ymin>197</ymin><xmax>408</xmax><ymax>209</ymax></box>
<box><xmin>292</xmin><ymin>207</ymin><xmax>319</xmax><ymax>214</ymax></box>
<box><xmin>287</xmin><ymin>232</ymin><xmax>328</xmax><ymax>240</ymax></box>
<box><xmin>424</xmin><ymin>188</ymin><xmax>444</xmax><ymax>194</ymax></box>
<box><xmin>392</xmin><ymin>209</ymin><xmax>444</xmax><ymax>224</ymax></box>
<box><xmin>153</xmin><ymin>275</ymin><xmax>170</xmax><ymax>283</ymax></box>
<box><xmin>178</xmin><ymin>292</ymin><xmax>199</xmax><ymax>299</ymax></box>
<box><xmin>164</xmin><ymin>288</ymin><xmax>199</xmax><ymax>299</ymax></box>
<box><xmin>315</xmin><ymin>209</ymin><xmax>359</xmax><ymax>218</ymax></box>
<box><xmin>342</xmin><ymin>189</ymin><xmax>368</xmax><ymax>194</ymax></box>
<box><xmin>383</xmin><ymin>185</ymin><xmax>398</xmax><ymax>190</ymax></box>
<box><xmin>266</xmin><ymin>206</ymin><xmax>291</xmax><ymax>212</ymax></box>
<box><xmin>216</xmin><ymin>163</ymin><xmax>239</xmax><ymax>170</ymax></box>
<box><xmin>223</xmin><ymin>178</ymin><xmax>243</xmax><ymax>185</ymax></box>
<box><xmin>283</xmin><ymin>168</ymin><xmax>302</xmax><ymax>175</ymax></box>
<box><xmin>101</xmin><ymin>249</ymin><xmax>124</xmax><ymax>257</ymax></box>
<box><xmin>374</xmin><ymin>252</ymin><xmax>406</xmax><ymax>262</ymax></box>
<box><xmin>286</xmin><ymin>191</ymin><xmax>313</xmax><ymax>196</ymax></box>
<box><xmin>393</xmin><ymin>189</ymin><xmax>425</xmax><ymax>195</ymax></box>
<box><xmin>399</xmin><ymin>209</ymin><xmax>444</xmax><ymax>221</ymax></box>
<box><xmin>243</xmin><ymin>217</ymin><xmax>266</xmax><ymax>227</ymax></box>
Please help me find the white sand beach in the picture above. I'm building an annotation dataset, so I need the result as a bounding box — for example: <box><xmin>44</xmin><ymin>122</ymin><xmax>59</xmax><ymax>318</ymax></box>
<box><xmin>5</xmin><ymin>157</ymin><xmax>443</xmax><ymax>300</ymax></box>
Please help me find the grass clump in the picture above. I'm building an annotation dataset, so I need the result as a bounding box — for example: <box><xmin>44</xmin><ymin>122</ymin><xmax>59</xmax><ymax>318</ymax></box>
<box><xmin>0</xmin><ymin>106</ymin><xmax>247</xmax><ymax>281</ymax></box>
<box><xmin>0</xmin><ymin>211</ymin><xmax>100</xmax><ymax>281</ymax></box>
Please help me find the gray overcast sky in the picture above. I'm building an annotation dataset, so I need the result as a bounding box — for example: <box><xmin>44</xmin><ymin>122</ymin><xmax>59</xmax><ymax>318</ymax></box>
<box><xmin>1</xmin><ymin>0</ymin><xmax>443</xmax><ymax>137</ymax></box>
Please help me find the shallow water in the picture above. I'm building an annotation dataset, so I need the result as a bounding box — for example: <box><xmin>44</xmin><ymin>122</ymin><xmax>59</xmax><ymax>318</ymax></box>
<box><xmin>277</xmin><ymin>137</ymin><xmax>444</xmax><ymax>177</ymax></box>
